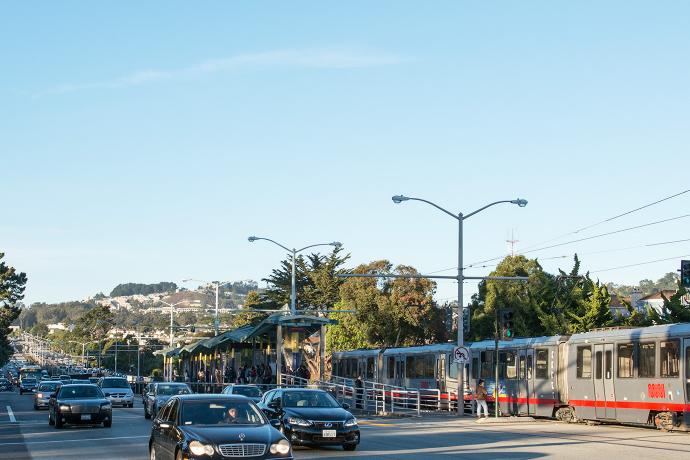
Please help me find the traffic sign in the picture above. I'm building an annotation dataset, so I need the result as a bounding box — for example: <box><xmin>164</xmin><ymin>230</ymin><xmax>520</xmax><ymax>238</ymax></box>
<box><xmin>453</xmin><ymin>346</ymin><xmax>470</xmax><ymax>363</ymax></box>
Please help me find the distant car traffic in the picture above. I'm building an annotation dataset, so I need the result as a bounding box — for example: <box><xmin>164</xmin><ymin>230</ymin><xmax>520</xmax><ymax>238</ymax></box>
<box><xmin>34</xmin><ymin>381</ymin><xmax>62</xmax><ymax>410</ymax></box>
<box><xmin>149</xmin><ymin>394</ymin><xmax>292</xmax><ymax>460</ymax></box>
<box><xmin>99</xmin><ymin>377</ymin><xmax>134</xmax><ymax>407</ymax></box>
<box><xmin>221</xmin><ymin>384</ymin><xmax>263</xmax><ymax>403</ymax></box>
<box><xmin>59</xmin><ymin>375</ymin><xmax>71</xmax><ymax>384</ymax></box>
<box><xmin>48</xmin><ymin>384</ymin><xmax>112</xmax><ymax>428</ymax></box>
<box><xmin>0</xmin><ymin>378</ymin><xmax>12</xmax><ymax>391</ymax></box>
<box><xmin>19</xmin><ymin>377</ymin><xmax>38</xmax><ymax>394</ymax></box>
<box><xmin>258</xmin><ymin>388</ymin><xmax>359</xmax><ymax>451</ymax></box>
<box><xmin>143</xmin><ymin>382</ymin><xmax>192</xmax><ymax>419</ymax></box>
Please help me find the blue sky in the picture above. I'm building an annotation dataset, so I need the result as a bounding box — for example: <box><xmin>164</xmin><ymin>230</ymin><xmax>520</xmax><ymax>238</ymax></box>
<box><xmin>2</xmin><ymin>1</ymin><xmax>689</xmax><ymax>306</ymax></box>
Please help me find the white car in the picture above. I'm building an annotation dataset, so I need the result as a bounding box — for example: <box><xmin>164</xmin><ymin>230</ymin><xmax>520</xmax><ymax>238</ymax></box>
<box><xmin>98</xmin><ymin>377</ymin><xmax>134</xmax><ymax>407</ymax></box>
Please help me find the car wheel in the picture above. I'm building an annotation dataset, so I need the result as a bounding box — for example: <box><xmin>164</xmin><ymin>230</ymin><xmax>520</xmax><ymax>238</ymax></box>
<box><xmin>55</xmin><ymin>416</ymin><xmax>63</xmax><ymax>429</ymax></box>
<box><xmin>103</xmin><ymin>420</ymin><xmax>112</xmax><ymax>428</ymax></box>
<box><xmin>175</xmin><ymin>448</ymin><xmax>183</xmax><ymax>460</ymax></box>
<box><xmin>129</xmin><ymin>403</ymin><xmax>134</xmax><ymax>408</ymax></box>
<box><xmin>343</xmin><ymin>444</ymin><xmax>357</xmax><ymax>451</ymax></box>
<box><xmin>144</xmin><ymin>407</ymin><xmax>151</xmax><ymax>419</ymax></box>
<box><xmin>33</xmin><ymin>404</ymin><xmax>38</xmax><ymax>410</ymax></box>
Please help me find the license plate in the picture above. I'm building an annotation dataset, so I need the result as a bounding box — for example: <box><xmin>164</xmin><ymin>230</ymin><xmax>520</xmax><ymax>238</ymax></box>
<box><xmin>322</xmin><ymin>430</ymin><xmax>336</xmax><ymax>438</ymax></box>
<box><xmin>80</xmin><ymin>414</ymin><xmax>91</xmax><ymax>421</ymax></box>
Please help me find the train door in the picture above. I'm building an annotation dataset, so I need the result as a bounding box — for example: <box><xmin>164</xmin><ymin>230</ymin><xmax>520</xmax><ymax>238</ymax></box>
<box><xmin>593</xmin><ymin>344</ymin><xmax>616</xmax><ymax>419</ymax></box>
<box><xmin>437</xmin><ymin>354</ymin><xmax>446</xmax><ymax>392</ymax></box>
<box><xmin>394</xmin><ymin>356</ymin><xmax>406</xmax><ymax>387</ymax></box>
<box><xmin>517</xmin><ymin>349</ymin><xmax>532</xmax><ymax>415</ymax></box>
<box><xmin>683</xmin><ymin>339</ymin><xmax>690</xmax><ymax>406</ymax></box>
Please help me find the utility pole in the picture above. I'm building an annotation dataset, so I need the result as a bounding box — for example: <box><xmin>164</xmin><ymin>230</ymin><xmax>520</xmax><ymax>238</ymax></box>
<box><xmin>494</xmin><ymin>306</ymin><xmax>500</xmax><ymax>418</ymax></box>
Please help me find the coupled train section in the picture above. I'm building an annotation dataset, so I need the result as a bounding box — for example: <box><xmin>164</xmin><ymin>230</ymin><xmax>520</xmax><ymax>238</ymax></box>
<box><xmin>331</xmin><ymin>323</ymin><xmax>690</xmax><ymax>432</ymax></box>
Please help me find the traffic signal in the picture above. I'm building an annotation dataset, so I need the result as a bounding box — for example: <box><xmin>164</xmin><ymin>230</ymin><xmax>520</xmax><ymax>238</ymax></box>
<box><xmin>501</xmin><ymin>310</ymin><xmax>515</xmax><ymax>340</ymax></box>
<box><xmin>462</xmin><ymin>307</ymin><xmax>470</xmax><ymax>334</ymax></box>
<box><xmin>682</xmin><ymin>260</ymin><xmax>690</xmax><ymax>288</ymax></box>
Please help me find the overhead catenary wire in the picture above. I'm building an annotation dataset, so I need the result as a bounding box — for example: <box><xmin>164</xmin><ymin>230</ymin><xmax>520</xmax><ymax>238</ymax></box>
<box><xmin>519</xmin><ymin>188</ymin><xmax>690</xmax><ymax>252</ymax></box>
<box><xmin>590</xmin><ymin>254</ymin><xmax>690</xmax><ymax>274</ymax></box>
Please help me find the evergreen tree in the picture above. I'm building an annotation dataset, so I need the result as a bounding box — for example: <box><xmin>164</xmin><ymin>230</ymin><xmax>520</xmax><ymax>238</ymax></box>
<box><xmin>0</xmin><ymin>252</ymin><xmax>27</xmax><ymax>366</ymax></box>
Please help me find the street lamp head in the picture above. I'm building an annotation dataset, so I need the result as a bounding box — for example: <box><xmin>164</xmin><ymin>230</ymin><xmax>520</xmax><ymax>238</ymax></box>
<box><xmin>248</xmin><ymin>236</ymin><xmax>258</xmax><ymax>242</ymax></box>
<box><xmin>331</xmin><ymin>241</ymin><xmax>342</xmax><ymax>248</ymax></box>
<box><xmin>392</xmin><ymin>195</ymin><xmax>409</xmax><ymax>204</ymax></box>
<box><xmin>511</xmin><ymin>198</ymin><xmax>528</xmax><ymax>208</ymax></box>
<box><xmin>182</xmin><ymin>279</ymin><xmax>191</xmax><ymax>283</ymax></box>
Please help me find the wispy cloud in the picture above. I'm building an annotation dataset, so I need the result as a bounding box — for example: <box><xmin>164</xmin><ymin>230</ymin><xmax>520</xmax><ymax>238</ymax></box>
<box><xmin>33</xmin><ymin>49</ymin><xmax>410</xmax><ymax>98</ymax></box>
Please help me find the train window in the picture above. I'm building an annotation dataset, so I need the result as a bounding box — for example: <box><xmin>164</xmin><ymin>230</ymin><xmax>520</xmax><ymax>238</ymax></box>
<box><xmin>333</xmin><ymin>361</ymin><xmax>339</xmax><ymax>376</ymax></box>
<box><xmin>605</xmin><ymin>350</ymin><xmax>612</xmax><ymax>379</ymax></box>
<box><xmin>506</xmin><ymin>352</ymin><xmax>517</xmax><ymax>379</ymax></box>
<box><xmin>686</xmin><ymin>346</ymin><xmax>690</xmax><ymax>379</ymax></box>
<box><xmin>498</xmin><ymin>352</ymin><xmax>507</xmax><ymax>379</ymax></box>
<box><xmin>595</xmin><ymin>351</ymin><xmax>602</xmax><ymax>379</ymax></box>
<box><xmin>367</xmin><ymin>358</ymin><xmax>375</xmax><ymax>380</ymax></box>
<box><xmin>480</xmin><ymin>351</ymin><xmax>494</xmax><ymax>379</ymax></box>
<box><xmin>638</xmin><ymin>343</ymin><xmax>656</xmax><ymax>378</ymax></box>
<box><xmin>387</xmin><ymin>357</ymin><xmax>395</xmax><ymax>379</ymax></box>
<box><xmin>660</xmin><ymin>340</ymin><xmax>679</xmax><ymax>378</ymax></box>
<box><xmin>527</xmin><ymin>354</ymin><xmax>533</xmax><ymax>380</ymax></box>
<box><xmin>535</xmin><ymin>349</ymin><xmax>548</xmax><ymax>379</ymax></box>
<box><xmin>617</xmin><ymin>344</ymin><xmax>634</xmax><ymax>378</ymax></box>
<box><xmin>472</xmin><ymin>358</ymin><xmax>478</xmax><ymax>380</ymax></box>
<box><xmin>519</xmin><ymin>355</ymin><xmax>526</xmax><ymax>380</ymax></box>
<box><xmin>576</xmin><ymin>346</ymin><xmax>592</xmax><ymax>379</ymax></box>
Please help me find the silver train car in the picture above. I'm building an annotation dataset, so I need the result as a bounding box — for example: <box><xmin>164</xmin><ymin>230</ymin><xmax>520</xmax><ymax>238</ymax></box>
<box><xmin>468</xmin><ymin>323</ymin><xmax>690</xmax><ymax>431</ymax></box>
<box><xmin>332</xmin><ymin>343</ymin><xmax>462</xmax><ymax>393</ymax></box>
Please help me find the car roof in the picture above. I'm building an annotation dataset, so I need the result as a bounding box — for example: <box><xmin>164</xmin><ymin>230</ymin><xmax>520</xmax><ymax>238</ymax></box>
<box><xmin>38</xmin><ymin>380</ymin><xmax>62</xmax><ymax>384</ymax></box>
<box><xmin>61</xmin><ymin>383</ymin><xmax>98</xmax><ymax>387</ymax></box>
<box><xmin>278</xmin><ymin>388</ymin><xmax>328</xmax><ymax>393</ymax></box>
<box><xmin>172</xmin><ymin>394</ymin><xmax>250</xmax><ymax>402</ymax></box>
<box><xmin>156</xmin><ymin>382</ymin><xmax>188</xmax><ymax>386</ymax></box>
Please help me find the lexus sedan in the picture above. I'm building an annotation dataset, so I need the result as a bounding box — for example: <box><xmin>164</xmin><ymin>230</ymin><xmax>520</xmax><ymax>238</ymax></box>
<box><xmin>221</xmin><ymin>384</ymin><xmax>263</xmax><ymax>403</ymax></box>
<box><xmin>149</xmin><ymin>394</ymin><xmax>292</xmax><ymax>460</ymax></box>
<box><xmin>34</xmin><ymin>381</ymin><xmax>61</xmax><ymax>410</ymax></box>
<box><xmin>258</xmin><ymin>389</ymin><xmax>359</xmax><ymax>451</ymax></box>
<box><xmin>144</xmin><ymin>382</ymin><xmax>192</xmax><ymax>419</ymax></box>
<box><xmin>48</xmin><ymin>384</ymin><xmax>112</xmax><ymax>428</ymax></box>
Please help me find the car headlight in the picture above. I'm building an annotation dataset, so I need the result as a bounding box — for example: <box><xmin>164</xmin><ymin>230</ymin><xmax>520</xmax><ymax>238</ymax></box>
<box><xmin>270</xmin><ymin>439</ymin><xmax>291</xmax><ymax>455</ymax></box>
<box><xmin>287</xmin><ymin>417</ymin><xmax>312</xmax><ymax>427</ymax></box>
<box><xmin>188</xmin><ymin>440</ymin><xmax>214</xmax><ymax>456</ymax></box>
<box><xmin>344</xmin><ymin>418</ymin><xmax>358</xmax><ymax>427</ymax></box>
<box><xmin>37</xmin><ymin>393</ymin><xmax>43</xmax><ymax>398</ymax></box>
<box><xmin>59</xmin><ymin>404</ymin><xmax>71</xmax><ymax>411</ymax></box>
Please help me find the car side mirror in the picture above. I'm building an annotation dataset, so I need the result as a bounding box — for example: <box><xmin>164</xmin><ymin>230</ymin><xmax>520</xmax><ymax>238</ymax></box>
<box><xmin>267</xmin><ymin>400</ymin><xmax>280</xmax><ymax>410</ymax></box>
<box><xmin>269</xmin><ymin>418</ymin><xmax>281</xmax><ymax>429</ymax></box>
<box><xmin>341</xmin><ymin>403</ymin><xmax>350</xmax><ymax>410</ymax></box>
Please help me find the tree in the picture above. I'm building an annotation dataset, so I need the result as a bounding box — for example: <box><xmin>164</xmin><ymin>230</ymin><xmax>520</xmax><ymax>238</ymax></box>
<box><xmin>652</xmin><ymin>284</ymin><xmax>690</xmax><ymax>324</ymax></box>
<box><xmin>331</xmin><ymin>260</ymin><xmax>447</xmax><ymax>350</ymax></box>
<box><xmin>0</xmin><ymin>252</ymin><xmax>27</xmax><ymax>366</ymax></box>
<box><xmin>231</xmin><ymin>291</ymin><xmax>270</xmax><ymax>328</ymax></box>
<box><xmin>567</xmin><ymin>282</ymin><xmax>614</xmax><ymax>333</ymax></box>
<box><xmin>73</xmin><ymin>305</ymin><xmax>115</xmax><ymax>343</ymax></box>
<box><xmin>262</xmin><ymin>246</ymin><xmax>350</xmax><ymax>311</ymax></box>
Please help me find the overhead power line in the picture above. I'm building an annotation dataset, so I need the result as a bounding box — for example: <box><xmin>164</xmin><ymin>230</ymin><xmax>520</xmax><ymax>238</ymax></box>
<box><xmin>591</xmin><ymin>254</ymin><xmax>690</xmax><ymax>274</ymax></box>
<box><xmin>519</xmin><ymin>189</ymin><xmax>690</xmax><ymax>252</ymax></box>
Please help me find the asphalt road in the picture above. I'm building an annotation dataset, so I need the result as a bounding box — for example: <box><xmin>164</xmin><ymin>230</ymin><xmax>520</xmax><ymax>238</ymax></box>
<box><xmin>2</xmin><ymin>389</ymin><xmax>690</xmax><ymax>459</ymax></box>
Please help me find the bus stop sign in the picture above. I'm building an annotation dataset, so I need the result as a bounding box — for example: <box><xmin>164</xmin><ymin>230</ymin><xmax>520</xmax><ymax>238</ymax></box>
<box><xmin>453</xmin><ymin>346</ymin><xmax>470</xmax><ymax>364</ymax></box>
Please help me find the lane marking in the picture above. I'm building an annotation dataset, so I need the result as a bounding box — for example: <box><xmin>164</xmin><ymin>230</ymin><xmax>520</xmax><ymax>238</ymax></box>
<box><xmin>0</xmin><ymin>435</ymin><xmax>149</xmax><ymax>446</ymax></box>
<box><xmin>6</xmin><ymin>406</ymin><xmax>16</xmax><ymax>423</ymax></box>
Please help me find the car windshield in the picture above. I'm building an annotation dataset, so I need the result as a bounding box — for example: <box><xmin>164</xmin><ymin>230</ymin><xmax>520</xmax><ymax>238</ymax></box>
<box><xmin>23</xmin><ymin>379</ymin><xmax>36</xmax><ymax>384</ymax></box>
<box><xmin>59</xmin><ymin>385</ymin><xmax>103</xmax><ymax>399</ymax></box>
<box><xmin>38</xmin><ymin>383</ymin><xmax>60</xmax><ymax>391</ymax></box>
<box><xmin>283</xmin><ymin>391</ymin><xmax>340</xmax><ymax>408</ymax></box>
<box><xmin>157</xmin><ymin>385</ymin><xmax>190</xmax><ymax>396</ymax></box>
<box><xmin>232</xmin><ymin>386</ymin><xmax>262</xmax><ymax>398</ymax></box>
<box><xmin>181</xmin><ymin>400</ymin><xmax>266</xmax><ymax>426</ymax></box>
<box><xmin>101</xmin><ymin>379</ymin><xmax>129</xmax><ymax>388</ymax></box>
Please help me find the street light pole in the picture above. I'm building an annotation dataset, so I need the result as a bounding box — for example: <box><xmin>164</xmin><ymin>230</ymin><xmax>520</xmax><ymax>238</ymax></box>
<box><xmin>247</xmin><ymin>237</ymin><xmax>342</xmax><ymax>314</ymax></box>
<box><xmin>182</xmin><ymin>279</ymin><xmax>234</xmax><ymax>336</ymax></box>
<box><xmin>392</xmin><ymin>195</ymin><xmax>527</xmax><ymax>415</ymax></box>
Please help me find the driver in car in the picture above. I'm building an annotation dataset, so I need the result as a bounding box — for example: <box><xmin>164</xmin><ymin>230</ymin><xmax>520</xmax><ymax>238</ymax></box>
<box><xmin>222</xmin><ymin>407</ymin><xmax>238</xmax><ymax>424</ymax></box>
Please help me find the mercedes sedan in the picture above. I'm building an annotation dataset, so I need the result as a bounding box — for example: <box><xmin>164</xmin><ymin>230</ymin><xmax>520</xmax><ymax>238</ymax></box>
<box><xmin>258</xmin><ymin>388</ymin><xmax>359</xmax><ymax>451</ymax></box>
<box><xmin>149</xmin><ymin>394</ymin><xmax>292</xmax><ymax>460</ymax></box>
<box><xmin>48</xmin><ymin>384</ymin><xmax>112</xmax><ymax>428</ymax></box>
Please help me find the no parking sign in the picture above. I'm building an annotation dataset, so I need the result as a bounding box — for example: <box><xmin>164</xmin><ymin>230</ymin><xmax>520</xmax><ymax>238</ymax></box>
<box><xmin>453</xmin><ymin>346</ymin><xmax>470</xmax><ymax>364</ymax></box>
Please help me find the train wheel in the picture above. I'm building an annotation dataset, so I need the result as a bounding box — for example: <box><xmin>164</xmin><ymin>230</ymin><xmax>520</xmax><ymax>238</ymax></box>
<box><xmin>555</xmin><ymin>407</ymin><xmax>576</xmax><ymax>423</ymax></box>
<box><xmin>654</xmin><ymin>412</ymin><xmax>676</xmax><ymax>432</ymax></box>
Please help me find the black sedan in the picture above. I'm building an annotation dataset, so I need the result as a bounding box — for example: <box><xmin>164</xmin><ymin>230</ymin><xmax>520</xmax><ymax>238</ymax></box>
<box><xmin>48</xmin><ymin>384</ymin><xmax>112</xmax><ymax>428</ymax></box>
<box><xmin>149</xmin><ymin>394</ymin><xmax>292</xmax><ymax>460</ymax></box>
<box><xmin>144</xmin><ymin>382</ymin><xmax>192</xmax><ymax>419</ymax></box>
<box><xmin>258</xmin><ymin>388</ymin><xmax>359</xmax><ymax>451</ymax></box>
